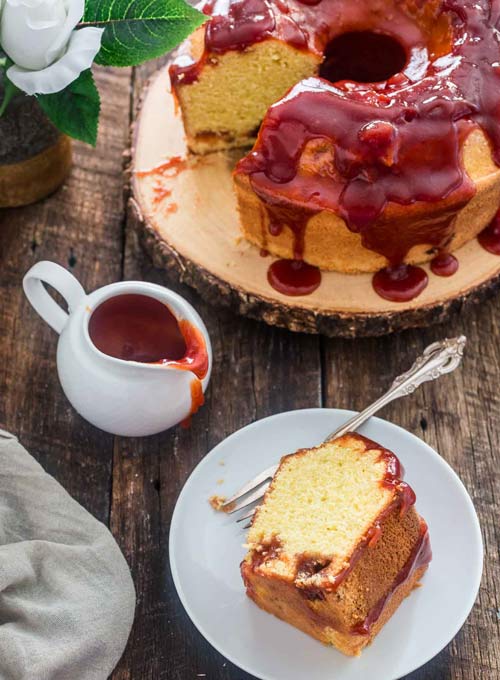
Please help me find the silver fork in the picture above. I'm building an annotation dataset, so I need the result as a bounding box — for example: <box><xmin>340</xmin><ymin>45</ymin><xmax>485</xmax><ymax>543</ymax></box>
<box><xmin>222</xmin><ymin>336</ymin><xmax>466</xmax><ymax>522</ymax></box>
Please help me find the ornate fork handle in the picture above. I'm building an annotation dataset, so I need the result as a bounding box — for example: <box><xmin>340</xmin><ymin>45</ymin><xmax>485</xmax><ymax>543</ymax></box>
<box><xmin>324</xmin><ymin>336</ymin><xmax>466</xmax><ymax>442</ymax></box>
<box><xmin>224</xmin><ymin>336</ymin><xmax>466</xmax><ymax>515</ymax></box>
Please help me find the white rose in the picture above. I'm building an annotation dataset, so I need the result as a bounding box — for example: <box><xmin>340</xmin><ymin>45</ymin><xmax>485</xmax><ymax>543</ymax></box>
<box><xmin>0</xmin><ymin>0</ymin><xmax>103</xmax><ymax>96</ymax></box>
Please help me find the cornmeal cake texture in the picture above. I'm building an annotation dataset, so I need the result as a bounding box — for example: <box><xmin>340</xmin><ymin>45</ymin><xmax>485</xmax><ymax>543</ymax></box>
<box><xmin>170</xmin><ymin>26</ymin><xmax>319</xmax><ymax>154</ymax></box>
<box><xmin>241</xmin><ymin>433</ymin><xmax>431</xmax><ymax>656</ymax></box>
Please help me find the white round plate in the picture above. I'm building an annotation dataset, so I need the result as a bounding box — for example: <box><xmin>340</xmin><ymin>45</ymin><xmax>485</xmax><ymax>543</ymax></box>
<box><xmin>169</xmin><ymin>409</ymin><xmax>483</xmax><ymax>680</ymax></box>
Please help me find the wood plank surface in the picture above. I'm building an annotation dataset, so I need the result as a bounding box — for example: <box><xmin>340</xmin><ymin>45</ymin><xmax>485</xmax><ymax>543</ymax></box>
<box><xmin>0</xmin><ymin>66</ymin><xmax>130</xmax><ymax>521</ymax></box>
<box><xmin>0</xmin><ymin>57</ymin><xmax>498</xmax><ymax>680</ymax></box>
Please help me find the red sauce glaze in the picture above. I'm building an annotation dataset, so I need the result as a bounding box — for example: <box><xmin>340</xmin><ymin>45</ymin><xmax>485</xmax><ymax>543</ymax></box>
<box><xmin>294</xmin><ymin>433</ymin><xmax>418</xmax><ymax>596</ymax></box>
<box><xmin>251</xmin><ymin>536</ymin><xmax>283</xmax><ymax>567</ymax></box>
<box><xmin>430</xmin><ymin>252</ymin><xmax>459</xmax><ymax>277</ymax></box>
<box><xmin>171</xmin><ymin>1</ymin><xmax>500</xmax><ymax>301</ymax></box>
<box><xmin>170</xmin><ymin>52</ymin><xmax>209</xmax><ymax>87</ymax></box>
<box><xmin>206</xmin><ymin>0</ymin><xmax>277</xmax><ymax>53</ymax></box>
<box><xmin>366</xmin><ymin>523</ymin><xmax>383</xmax><ymax>548</ymax></box>
<box><xmin>296</xmin><ymin>556</ymin><xmax>331</xmax><ymax>580</ymax></box>
<box><xmin>372</xmin><ymin>264</ymin><xmax>429</xmax><ymax>303</ymax></box>
<box><xmin>478</xmin><ymin>209</ymin><xmax>500</xmax><ymax>255</ymax></box>
<box><xmin>89</xmin><ymin>294</ymin><xmax>187</xmax><ymax>363</ymax></box>
<box><xmin>352</xmin><ymin>520</ymin><xmax>432</xmax><ymax>635</ymax></box>
<box><xmin>267</xmin><ymin>259</ymin><xmax>322</xmax><ymax>296</ymax></box>
<box><xmin>135</xmin><ymin>155</ymin><xmax>186</xmax><ymax>179</ymax></box>
<box><xmin>216</xmin><ymin>0</ymin><xmax>500</xmax><ymax>299</ymax></box>
<box><xmin>153</xmin><ymin>185</ymin><xmax>172</xmax><ymax>206</ymax></box>
<box><xmin>173</xmin><ymin>318</ymin><xmax>210</xmax><ymax>380</ymax></box>
<box><xmin>89</xmin><ymin>295</ymin><xmax>209</xmax><ymax>426</ymax></box>
<box><xmin>181</xmin><ymin>377</ymin><xmax>206</xmax><ymax>428</ymax></box>
<box><xmin>88</xmin><ymin>294</ymin><xmax>209</xmax><ymax>378</ymax></box>
<box><xmin>350</xmin><ymin>433</ymin><xmax>416</xmax><ymax>515</ymax></box>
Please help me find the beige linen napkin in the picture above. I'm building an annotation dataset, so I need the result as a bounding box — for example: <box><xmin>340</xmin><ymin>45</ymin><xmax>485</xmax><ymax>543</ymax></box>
<box><xmin>0</xmin><ymin>429</ymin><xmax>136</xmax><ymax>680</ymax></box>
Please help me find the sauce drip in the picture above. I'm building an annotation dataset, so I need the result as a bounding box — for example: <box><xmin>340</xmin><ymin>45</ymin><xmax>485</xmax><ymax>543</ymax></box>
<box><xmin>353</xmin><ymin>521</ymin><xmax>432</xmax><ymax>635</ymax></box>
<box><xmin>351</xmin><ymin>433</ymin><xmax>416</xmax><ymax>516</ymax></box>
<box><xmin>181</xmin><ymin>378</ymin><xmax>206</xmax><ymax>428</ymax></box>
<box><xmin>227</xmin><ymin>0</ymin><xmax>500</xmax><ymax>299</ymax></box>
<box><xmin>478</xmin><ymin>209</ymin><xmax>500</xmax><ymax>255</ymax></box>
<box><xmin>430</xmin><ymin>252</ymin><xmax>459</xmax><ymax>277</ymax></box>
<box><xmin>267</xmin><ymin>259</ymin><xmax>322</xmax><ymax>296</ymax></box>
<box><xmin>293</xmin><ymin>434</ymin><xmax>418</xmax><ymax>596</ymax></box>
<box><xmin>172</xmin><ymin>0</ymin><xmax>500</xmax><ymax>301</ymax></box>
<box><xmin>251</xmin><ymin>537</ymin><xmax>283</xmax><ymax>567</ymax></box>
<box><xmin>205</xmin><ymin>0</ymin><xmax>276</xmax><ymax>53</ymax></box>
<box><xmin>366</xmin><ymin>523</ymin><xmax>383</xmax><ymax>548</ymax></box>
<box><xmin>372</xmin><ymin>265</ymin><xmax>428</xmax><ymax>303</ymax></box>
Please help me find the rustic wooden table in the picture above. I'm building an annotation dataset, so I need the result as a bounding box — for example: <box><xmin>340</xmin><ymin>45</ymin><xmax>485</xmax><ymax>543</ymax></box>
<box><xmin>1</xmin><ymin>62</ymin><xmax>499</xmax><ymax>680</ymax></box>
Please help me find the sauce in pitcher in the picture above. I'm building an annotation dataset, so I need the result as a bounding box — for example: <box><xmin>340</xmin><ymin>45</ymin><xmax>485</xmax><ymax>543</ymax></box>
<box><xmin>89</xmin><ymin>294</ymin><xmax>187</xmax><ymax>363</ymax></box>
<box><xmin>88</xmin><ymin>294</ymin><xmax>209</xmax><ymax>422</ymax></box>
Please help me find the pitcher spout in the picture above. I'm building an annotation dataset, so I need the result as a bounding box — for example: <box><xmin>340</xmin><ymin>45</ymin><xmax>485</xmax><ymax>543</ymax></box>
<box><xmin>86</xmin><ymin>291</ymin><xmax>210</xmax><ymax>383</ymax></box>
<box><xmin>156</xmin><ymin>317</ymin><xmax>210</xmax><ymax>381</ymax></box>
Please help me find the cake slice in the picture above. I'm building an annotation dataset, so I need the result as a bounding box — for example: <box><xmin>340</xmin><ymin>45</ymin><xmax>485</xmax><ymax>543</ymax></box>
<box><xmin>241</xmin><ymin>433</ymin><xmax>431</xmax><ymax>656</ymax></box>
<box><xmin>169</xmin><ymin>19</ymin><xmax>320</xmax><ymax>154</ymax></box>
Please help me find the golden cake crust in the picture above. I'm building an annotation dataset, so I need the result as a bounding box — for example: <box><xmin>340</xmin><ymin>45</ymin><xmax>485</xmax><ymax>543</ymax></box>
<box><xmin>241</xmin><ymin>434</ymin><xmax>431</xmax><ymax>656</ymax></box>
<box><xmin>235</xmin><ymin>129</ymin><xmax>500</xmax><ymax>273</ymax></box>
<box><xmin>242</xmin><ymin>510</ymin><xmax>428</xmax><ymax>655</ymax></box>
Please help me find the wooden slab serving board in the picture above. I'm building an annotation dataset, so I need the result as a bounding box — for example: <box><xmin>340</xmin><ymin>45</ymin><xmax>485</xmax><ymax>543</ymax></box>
<box><xmin>129</xmin><ymin>66</ymin><xmax>500</xmax><ymax>337</ymax></box>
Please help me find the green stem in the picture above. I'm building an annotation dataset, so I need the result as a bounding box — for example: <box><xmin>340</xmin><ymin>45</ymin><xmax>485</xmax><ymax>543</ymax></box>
<box><xmin>0</xmin><ymin>77</ymin><xmax>20</xmax><ymax>117</ymax></box>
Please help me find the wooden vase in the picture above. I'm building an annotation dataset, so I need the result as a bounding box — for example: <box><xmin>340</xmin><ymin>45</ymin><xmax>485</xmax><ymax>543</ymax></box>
<box><xmin>0</xmin><ymin>84</ymin><xmax>72</xmax><ymax>208</ymax></box>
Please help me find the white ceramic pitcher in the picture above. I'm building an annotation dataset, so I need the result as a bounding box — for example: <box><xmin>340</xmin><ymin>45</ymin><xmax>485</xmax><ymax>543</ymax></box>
<box><xmin>23</xmin><ymin>261</ymin><xmax>212</xmax><ymax>437</ymax></box>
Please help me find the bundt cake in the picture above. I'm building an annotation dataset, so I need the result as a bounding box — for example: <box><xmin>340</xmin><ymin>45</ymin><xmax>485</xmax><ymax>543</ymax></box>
<box><xmin>241</xmin><ymin>433</ymin><xmax>431</xmax><ymax>656</ymax></box>
<box><xmin>171</xmin><ymin>0</ymin><xmax>500</xmax><ymax>301</ymax></box>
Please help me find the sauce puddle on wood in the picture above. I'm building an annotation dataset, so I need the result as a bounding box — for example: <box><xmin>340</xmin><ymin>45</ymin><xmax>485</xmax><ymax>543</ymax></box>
<box><xmin>478</xmin><ymin>210</ymin><xmax>500</xmax><ymax>255</ymax></box>
<box><xmin>267</xmin><ymin>259</ymin><xmax>322</xmax><ymax>296</ymax></box>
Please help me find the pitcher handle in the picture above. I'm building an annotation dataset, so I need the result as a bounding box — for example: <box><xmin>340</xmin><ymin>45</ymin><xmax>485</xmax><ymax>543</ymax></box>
<box><xmin>23</xmin><ymin>261</ymin><xmax>86</xmax><ymax>334</ymax></box>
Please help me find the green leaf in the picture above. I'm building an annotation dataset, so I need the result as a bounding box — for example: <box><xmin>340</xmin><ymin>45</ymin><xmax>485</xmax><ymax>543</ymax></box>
<box><xmin>37</xmin><ymin>69</ymin><xmax>100</xmax><ymax>146</ymax></box>
<box><xmin>81</xmin><ymin>0</ymin><xmax>206</xmax><ymax>67</ymax></box>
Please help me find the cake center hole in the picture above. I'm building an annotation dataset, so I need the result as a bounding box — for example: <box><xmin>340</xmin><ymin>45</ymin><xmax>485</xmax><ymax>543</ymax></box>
<box><xmin>320</xmin><ymin>31</ymin><xmax>408</xmax><ymax>84</ymax></box>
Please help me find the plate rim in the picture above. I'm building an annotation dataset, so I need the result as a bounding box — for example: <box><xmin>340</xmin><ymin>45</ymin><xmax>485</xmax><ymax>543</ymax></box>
<box><xmin>169</xmin><ymin>408</ymin><xmax>484</xmax><ymax>680</ymax></box>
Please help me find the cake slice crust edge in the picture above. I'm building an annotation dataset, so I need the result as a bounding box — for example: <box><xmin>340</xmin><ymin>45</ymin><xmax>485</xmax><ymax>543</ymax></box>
<box><xmin>241</xmin><ymin>433</ymin><xmax>431</xmax><ymax>656</ymax></box>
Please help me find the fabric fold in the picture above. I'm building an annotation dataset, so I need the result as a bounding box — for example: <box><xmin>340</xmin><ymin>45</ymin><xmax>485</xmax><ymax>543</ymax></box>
<box><xmin>0</xmin><ymin>431</ymin><xmax>135</xmax><ymax>680</ymax></box>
